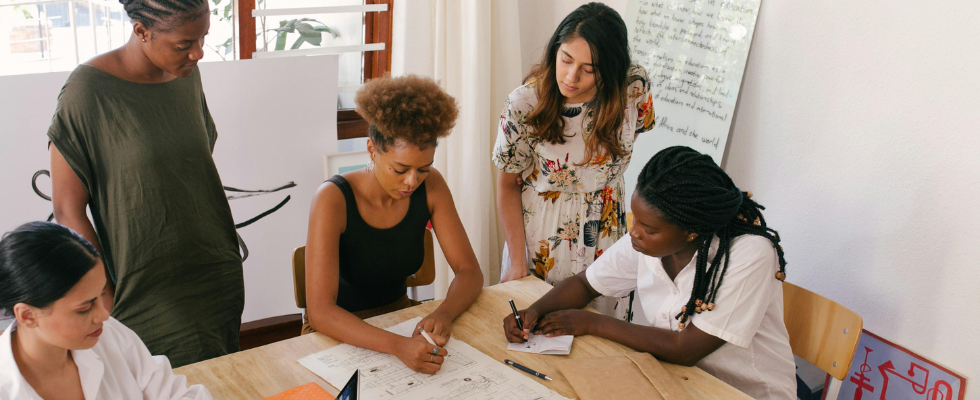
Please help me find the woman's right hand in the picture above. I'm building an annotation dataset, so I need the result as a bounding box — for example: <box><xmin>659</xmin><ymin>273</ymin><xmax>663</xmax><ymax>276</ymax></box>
<box><xmin>500</xmin><ymin>259</ymin><xmax>529</xmax><ymax>283</ymax></box>
<box><xmin>503</xmin><ymin>307</ymin><xmax>541</xmax><ymax>343</ymax></box>
<box><xmin>394</xmin><ymin>334</ymin><xmax>447</xmax><ymax>374</ymax></box>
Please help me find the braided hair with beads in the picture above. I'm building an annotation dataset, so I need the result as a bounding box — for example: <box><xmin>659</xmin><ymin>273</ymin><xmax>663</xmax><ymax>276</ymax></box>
<box><xmin>635</xmin><ymin>146</ymin><xmax>787</xmax><ymax>329</ymax></box>
<box><xmin>120</xmin><ymin>0</ymin><xmax>208</xmax><ymax>31</ymax></box>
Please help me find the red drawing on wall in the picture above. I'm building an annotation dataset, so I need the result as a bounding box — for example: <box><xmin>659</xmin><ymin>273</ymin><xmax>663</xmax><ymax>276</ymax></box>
<box><xmin>838</xmin><ymin>330</ymin><xmax>966</xmax><ymax>400</ymax></box>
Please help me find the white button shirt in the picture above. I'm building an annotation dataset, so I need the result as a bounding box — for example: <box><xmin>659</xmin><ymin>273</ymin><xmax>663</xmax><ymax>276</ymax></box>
<box><xmin>0</xmin><ymin>317</ymin><xmax>211</xmax><ymax>400</ymax></box>
<box><xmin>586</xmin><ymin>234</ymin><xmax>796</xmax><ymax>399</ymax></box>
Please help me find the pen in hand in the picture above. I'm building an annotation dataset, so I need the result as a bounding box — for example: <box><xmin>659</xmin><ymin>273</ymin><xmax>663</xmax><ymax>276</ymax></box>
<box><xmin>508</xmin><ymin>298</ymin><xmax>525</xmax><ymax>340</ymax></box>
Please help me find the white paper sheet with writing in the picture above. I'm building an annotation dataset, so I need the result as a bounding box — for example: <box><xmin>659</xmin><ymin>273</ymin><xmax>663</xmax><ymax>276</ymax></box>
<box><xmin>298</xmin><ymin>317</ymin><xmax>571</xmax><ymax>400</ymax></box>
<box><xmin>507</xmin><ymin>334</ymin><xmax>573</xmax><ymax>355</ymax></box>
<box><xmin>622</xmin><ymin>0</ymin><xmax>762</xmax><ymax>208</ymax></box>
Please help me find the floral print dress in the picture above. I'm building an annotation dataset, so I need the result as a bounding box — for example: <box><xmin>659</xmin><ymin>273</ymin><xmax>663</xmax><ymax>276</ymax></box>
<box><xmin>493</xmin><ymin>63</ymin><xmax>656</xmax><ymax>319</ymax></box>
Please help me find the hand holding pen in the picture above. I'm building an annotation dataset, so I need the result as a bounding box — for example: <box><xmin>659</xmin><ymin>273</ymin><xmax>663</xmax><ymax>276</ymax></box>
<box><xmin>503</xmin><ymin>300</ymin><xmax>541</xmax><ymax>343</ymax></box>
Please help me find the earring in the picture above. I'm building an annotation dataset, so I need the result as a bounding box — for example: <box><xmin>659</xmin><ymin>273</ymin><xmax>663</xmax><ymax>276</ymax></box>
<box><xmin>366</xmin><ymin>155</ymin><xmax>375</xmax><ymax>171</ymax></box>
<box><xmin>142</xmin><ymin>37</ymin><xmax>146</xmax><ymax>42</ymax></box>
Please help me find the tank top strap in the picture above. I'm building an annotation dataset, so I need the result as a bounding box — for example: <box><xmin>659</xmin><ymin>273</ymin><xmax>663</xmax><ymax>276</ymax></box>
<box><xmin>326</xmin><ymin>175</ymin><xmax>362</xmax><ymax>227</ymax></box>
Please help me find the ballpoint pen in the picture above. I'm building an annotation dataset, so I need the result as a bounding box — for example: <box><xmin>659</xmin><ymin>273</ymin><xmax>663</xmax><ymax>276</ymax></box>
<box><xmin>508</xmin><ymin>298</ymin><xmax>524</xmax><ymax>333</ymax></box>
<box><xmin>505</xmin><ymin>359</ymin><xmax>552</xmax><ymax>380</ymax></box>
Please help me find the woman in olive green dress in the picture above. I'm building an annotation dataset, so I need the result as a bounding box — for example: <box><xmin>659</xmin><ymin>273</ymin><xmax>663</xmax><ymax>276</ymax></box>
<box><xmin>48</xmin><ymin>0</ymin><xmax>242</xmax><ymax>367</ymax></box>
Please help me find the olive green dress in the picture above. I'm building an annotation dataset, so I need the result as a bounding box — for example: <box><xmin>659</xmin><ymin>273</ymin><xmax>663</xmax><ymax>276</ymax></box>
<box><xmin>47</xmin><ymin>65</ymin><xmax>244</xmax><ymax>367</ymax></box>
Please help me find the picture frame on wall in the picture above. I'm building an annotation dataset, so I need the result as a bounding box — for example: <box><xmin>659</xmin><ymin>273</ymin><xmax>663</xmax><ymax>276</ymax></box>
<box><xmin>324</xmin><ymin>151</ymin><xmax>371</xmax><ymax>180</ymax></box>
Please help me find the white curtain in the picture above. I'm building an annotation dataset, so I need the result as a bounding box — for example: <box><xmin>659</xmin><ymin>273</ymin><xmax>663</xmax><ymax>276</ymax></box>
<box><xmin>392</xmin><ymin>0</ymin><xmax>524</xmax><ymax>298</ymax></box>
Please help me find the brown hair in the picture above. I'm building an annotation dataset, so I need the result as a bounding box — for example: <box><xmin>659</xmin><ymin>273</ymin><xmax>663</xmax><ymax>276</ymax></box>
<box><xmin>355</xmin><ymin>74</ymin><xmax>459</xmax><ymax>152</ymax></box>
<box><xmin>524</xmin><ymin>2</ymin><xmax>631</xmax><ymax>164</ymax></box>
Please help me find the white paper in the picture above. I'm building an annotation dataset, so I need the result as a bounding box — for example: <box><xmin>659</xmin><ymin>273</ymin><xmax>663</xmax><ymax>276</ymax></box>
<box><xmin>507</xmin><ymin>335</ymin><xmax>574</xmax><ymax>355</ymax></box>
<box><xmin>298</xmin><ymin>317</ymin><xmax>571</xmax><ymax>400</ymax></box>
<box><xmin>622</xmin><ymin>0</ymin><xmax>763</xmax><ymax>208</ymax></box>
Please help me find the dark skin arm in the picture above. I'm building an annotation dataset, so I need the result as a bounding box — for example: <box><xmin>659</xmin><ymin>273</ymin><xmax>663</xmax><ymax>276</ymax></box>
<box><xmin>305</xmin><ymin>181</ymin><xmax>448</xmax><ymax>374</ymax></box>
<box><xmin>418</xmin><ymin>170</ymin><xmax>484</xmax><ymax>336</ymax></box>
<box><xmin>50</xmin><ymin>144</ymin><xmax>115</xmax><ymax>313</ymax></box>
<box><xmin>502</xmin><ymin>271</ymin><xmax>726</xmax><ymax>367</ymax></box>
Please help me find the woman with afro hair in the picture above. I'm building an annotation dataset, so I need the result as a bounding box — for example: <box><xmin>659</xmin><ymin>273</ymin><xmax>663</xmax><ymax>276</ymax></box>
<box><xmin>303</xmin><ymin>75</ymin><xmax>484</xmax><ymax>375</ymax></box>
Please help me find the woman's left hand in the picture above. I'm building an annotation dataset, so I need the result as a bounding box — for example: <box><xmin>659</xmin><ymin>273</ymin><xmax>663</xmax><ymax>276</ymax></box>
<box><xmin>415</xmin><ymin>310</ymin><xmax>452</xmax><ymax>346</ymax></box>
<box><xmin>534</xmin><ymin>309</ymin><xmax>599</xmax><ymax>337</ymax></box>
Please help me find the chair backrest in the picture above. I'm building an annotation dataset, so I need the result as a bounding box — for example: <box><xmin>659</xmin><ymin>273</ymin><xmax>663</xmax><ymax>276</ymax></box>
<box><xmin>782</xmin><ymin>281</ymin><xmax>863</xmax><ymax>380</ymax></box>
<box><xmin>292</xmin><ymin>228</ymin><xmax>437</xmax><ymax>309</ymax></box>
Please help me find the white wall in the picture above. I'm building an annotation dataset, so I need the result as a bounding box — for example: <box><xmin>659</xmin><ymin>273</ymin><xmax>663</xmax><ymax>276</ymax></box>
<box><xmin>727</xmin><ymin>0</ymin><xmax>980</xmax><ymax>390</ymax></box>
<box><xmin>520</xmin><ymin>0</ymin><xmax>980</xmax><ymax>394</ymax></box>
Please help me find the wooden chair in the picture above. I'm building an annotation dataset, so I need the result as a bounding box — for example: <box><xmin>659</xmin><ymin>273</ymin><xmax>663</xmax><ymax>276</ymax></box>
<box><xmin>291</xmin><ymin>228</ymin><xmax>437</xmax><ymax>309</ymax></box>
<box><xmin>783</xmin><ymin>282</ymin><xmax>863</xmax><ymax>380</ymax></box>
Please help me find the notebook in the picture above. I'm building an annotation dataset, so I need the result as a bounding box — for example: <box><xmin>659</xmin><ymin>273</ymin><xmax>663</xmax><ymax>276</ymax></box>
<box><xmin>507</xmin><ymin>334</ymin><xmax>574</xmax><ymax>355</ymax></box>
<box><xmin>262</xmin><ymin>370</ymin><xmax>359</xmax><ymax>400</ymax></box>
<box><xmin>262</xmin><ymin>383</ymin><xmax>334</xmax><ymax>400</ymax></box>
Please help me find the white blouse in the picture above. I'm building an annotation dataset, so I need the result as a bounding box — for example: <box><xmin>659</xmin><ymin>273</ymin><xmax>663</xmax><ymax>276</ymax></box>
<box><xmin>0</xmin><ymin>317</ymin><xmax>210</xmax><ymax>400</ymax></box>
<box><xmin>585</xmin><ymin>234</ymin><xmax>796</xmax><ymax>399</ymax></box>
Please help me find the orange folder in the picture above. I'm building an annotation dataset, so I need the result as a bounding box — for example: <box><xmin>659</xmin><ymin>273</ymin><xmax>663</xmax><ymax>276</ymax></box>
<box><xmin>262</xmin><ymin>383</ymin><xmax>335</xmax><ymax>400</ymax></box>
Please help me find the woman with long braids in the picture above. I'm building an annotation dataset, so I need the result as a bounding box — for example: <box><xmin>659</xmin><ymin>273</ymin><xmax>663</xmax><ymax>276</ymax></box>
<box><xmin>493</xmin><ymin>2</ymin><xmax>655</xmax><ymax>320</ymax></box>
<box><xmin>503</xmin><ymin>147</ymin><xmax>796</xmax><ymax>399</ymax></box>
<box><xmin>48</xmin><ymin>0</ymin><xmax>243</xmax><ymax>367</ymax></box>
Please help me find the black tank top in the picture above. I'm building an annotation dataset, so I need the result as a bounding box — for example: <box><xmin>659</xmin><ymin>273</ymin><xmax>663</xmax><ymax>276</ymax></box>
<box><xmin>328</xmin><ymin>175</ymin><xmax>430</xmax><ymax>312</ymax></box>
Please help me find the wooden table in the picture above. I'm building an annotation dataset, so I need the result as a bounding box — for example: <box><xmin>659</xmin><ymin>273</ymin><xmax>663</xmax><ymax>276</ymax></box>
<box><xmin>175</xmin><ymin>277</ymin><xmax>751</xmax><ymax>399</ymax></box>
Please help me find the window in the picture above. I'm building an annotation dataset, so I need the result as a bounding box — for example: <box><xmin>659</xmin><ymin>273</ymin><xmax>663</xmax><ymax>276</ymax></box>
<box><xmin>238</xmin><ymin>0</ymin><xmax>392</xmax><ymax>139</ymax></box>
<box><xmin>0</xmin><ymin>0</ymin><xmax>129</xmax><ymax>76</ymax></box>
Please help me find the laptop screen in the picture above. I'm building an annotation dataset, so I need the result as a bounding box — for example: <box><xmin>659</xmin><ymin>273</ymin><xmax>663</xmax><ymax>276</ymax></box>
<box><xmin>337</xmin><ymin>369</ymin><xmax>358</xmax><ymax>400</ymax></box>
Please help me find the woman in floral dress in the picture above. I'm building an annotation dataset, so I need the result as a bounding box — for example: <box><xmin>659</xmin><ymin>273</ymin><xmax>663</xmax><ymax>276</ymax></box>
<box><xmin>493</xmin><ymin>3</ymin><xmax>655</xmax><ymax>319</ymax></box>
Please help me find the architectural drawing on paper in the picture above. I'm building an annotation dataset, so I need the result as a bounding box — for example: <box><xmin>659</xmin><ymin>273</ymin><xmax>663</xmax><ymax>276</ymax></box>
<box><xmin>298</xmin><ymin>317</ymin><xmax>570</xmax><ymax>400</ymax></box>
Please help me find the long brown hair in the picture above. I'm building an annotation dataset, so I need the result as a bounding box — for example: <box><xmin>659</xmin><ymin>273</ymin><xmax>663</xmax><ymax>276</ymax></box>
<box><xmin>524</xmin><ymin>2</ymin><xmax>631</xmax><ymax>164</ymax></box>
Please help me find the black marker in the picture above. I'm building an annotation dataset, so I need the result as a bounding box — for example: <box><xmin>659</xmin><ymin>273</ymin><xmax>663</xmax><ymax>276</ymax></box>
<box><xmin>505</xmin><ymin>359</ymin><xmax>552</xmax><ymax>381</ymax></box>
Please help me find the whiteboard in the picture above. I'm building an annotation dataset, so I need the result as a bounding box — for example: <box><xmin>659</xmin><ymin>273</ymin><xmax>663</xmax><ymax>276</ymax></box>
<box><xmin>622</xmin><ymin>0</ymin><xmax>761</xmax><ymax>206</ymax></box>
<box><xmin>0</xmin><ymin>56</ymin><xmax>339</xmax><ymax>323</ymax></box>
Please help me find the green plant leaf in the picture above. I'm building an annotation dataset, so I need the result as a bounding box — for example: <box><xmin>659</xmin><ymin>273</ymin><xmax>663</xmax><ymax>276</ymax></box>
<box><xmin>290</xmin><ymin>36</ymin><xmax>306</xmax><ymax>50</ymax></box>
<box><xmin>275</xmin><ymin>20</ymin><xmax>289</xmax><ymax>51</ymax></box>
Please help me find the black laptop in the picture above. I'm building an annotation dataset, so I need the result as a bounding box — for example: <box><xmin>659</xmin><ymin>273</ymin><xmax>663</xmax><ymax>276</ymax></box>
<box><xmin>336</xmin><ymin>370</ymin><xmax>359</xmax><ymax>400</ymax></box>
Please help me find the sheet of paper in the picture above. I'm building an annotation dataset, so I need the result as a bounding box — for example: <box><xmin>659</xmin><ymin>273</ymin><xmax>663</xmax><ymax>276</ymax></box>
<box><xmin>507</xmin><ymin>334</ymin><xmax>573</xmax><ymax>355</ymax></box>
<box><xmin>298</xmin><ymin>317</ymin><xmax>571</xmax><ymax>400</ymax></box>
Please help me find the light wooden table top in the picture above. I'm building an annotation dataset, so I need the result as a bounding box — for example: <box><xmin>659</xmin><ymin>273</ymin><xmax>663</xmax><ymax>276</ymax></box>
<box><xmin>175</xmin><ymin>277</ymin><xmax>751</xmax><ymax>399</ymax></box>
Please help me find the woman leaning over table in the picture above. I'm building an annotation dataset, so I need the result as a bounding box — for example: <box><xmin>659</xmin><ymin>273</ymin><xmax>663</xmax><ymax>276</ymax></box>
<box><xmin>504</xmin><ymin>147</ymin><xmax>797</xmax><ymax>399</ymax></box>
<box><xmin>0</xmin><ymin>222</ymin><xmax>210</xmax><ymax>399</ymax></box>
<box><xmin>303</xmin><ymin>75</ymin><xmax>484</xmax><ymax>375</ymax></box>
<box><xmin>493</xmin><ymin>2</ymin><xmax>655</xmax><ymax>320</ymax></box>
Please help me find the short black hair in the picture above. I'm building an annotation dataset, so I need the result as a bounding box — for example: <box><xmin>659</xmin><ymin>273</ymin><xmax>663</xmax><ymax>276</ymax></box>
<box><xmin>0</xmin><ymin>222</ymin><xmax>101</xmax><ymax>312</ymax></box>
<box><xmin>636</xmin><ymin>146</ymin><xmax>787</xmax><ymax>328</ymax></box>
<box><xmin>120</xmin><ymin>0</ymin><xmax>208</xmax><ymax>31</ymax></box>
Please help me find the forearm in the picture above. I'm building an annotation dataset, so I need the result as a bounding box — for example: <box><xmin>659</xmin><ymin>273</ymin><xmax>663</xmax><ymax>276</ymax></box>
<box><xmin>53</xmin><ymin>209</ymin><xmax>102</xmax><ymax>255</ymax></box>
<box><xmin>54</xmin><ymin>209</ymin><xmax>114</xmax><ymax>295</ymax></box>
<box><xmin>309</xmin><ymin>303</ymin><xmax>404</xmax><ymax>355</ymax></box>
<box><xmin>591</xmin><ymin>318</ymin><xmax>701</xmax><ymax>366</ymax></box>
<box><xmin>496</xmin><ymin>175</ymin><xmax>527</xmax><ymax>263</ymax></box>
<box><xmin>434</xmin><ymin>264</ymin><xmax>483</xmax><ymax>320</ymax></box>
<box><xmin>528</xmin><ymin>274</ymin><xmax>599</xmax><ymax>316</ymax></box>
